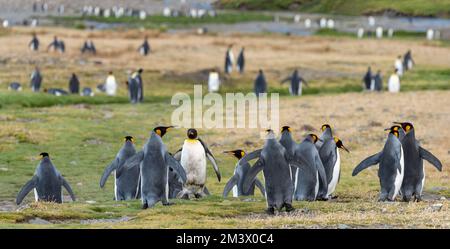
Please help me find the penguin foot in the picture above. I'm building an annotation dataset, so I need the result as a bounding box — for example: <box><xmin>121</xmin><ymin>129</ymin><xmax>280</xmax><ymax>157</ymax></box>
<box><xmin>266</xmin><ymin>207</ymin><xmax>275</xmax><ymax>215</ymax></box>
<box><xmin>284</xmin><ymin>204</ymin><xmax>295</xmax><ymax>213</ymax></box>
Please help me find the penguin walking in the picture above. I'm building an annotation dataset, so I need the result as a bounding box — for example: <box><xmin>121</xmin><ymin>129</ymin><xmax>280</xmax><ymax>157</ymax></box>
<box><xmin>236</xmin><ymin>47</ymin><xmax>245</xmax><ymax>74</ymax></box>
<box><xmin>222</xmin><ymin>150</ymin><xmax>265</xmax><ymax>197</ymax></box>
<box><xmin>239</xmin><ymin>129</ymin><xmax>303</xmax><ymax>214</ymax></box>
<box><xmin>16</xmin><ymin>153</ymin><xmax>76</xmax><ymax>205</ymax></box>
<box><xmin>123</xmin><ymin>126</ymin><xmax>187</xmax><ymax>208</ymax></box>
<box><xmin>138</xmin><ymin>36</ymin><xmax>151</xmax><ymax>56</ymax></box>
<box><xmin>394</xmin><ymin>122</ymin><xmax>443</xmax><ymax>201</ymax></box>
<box><xmin>175</xmin><ymin>129</ymin><xmax>221</xmax><ymax>199</ymax></box>
<box><xmin>224</xmin><ymin>45</ymin><xmax>234</xmax><ymax>74</ymax></box>
<box><xmin>281</xmin><ymin>69</ymin><xmax>308</xmax><ymax>96</ymax></box>
<box><xmin>29</xmin><ymin>33</ymin><xmax>39</xmax><ymax>51</ymax></box>
<box><xmin>352</xmin><ymin>126</ymin><xmax>405</xmax><ymax>201</ymax></box>
<box><xmin>318</xmin><ymin>137</ymin><xmax>349</xmax><ymax>200</ymax></box>
<box><xmin>293</xmin><ymin>134</ymin><xmax>328</xmax><ymax>201</ymax></box>
<box><xmin>99</xmin><ymin>136</ymin><xmax>140</xmax><ymax>201</ymax></box>
<box><xmin>8</xmin><ymin>82</ymin><xmax>22</xmax><ymax>91</ymax></box>
<box><xmin>254</xmin><ymin>69</ymin><xmax>267</xmax><ymax>96</ymax></box>
<box><xmin>68</xmin><ymin>73</ymin><xmax>80</xmax><ymax>94</ymax></box>
<box><xmin>30</xmin><ymin>67</ymin><xmax>42</xmax><ymax>92</ymax></box>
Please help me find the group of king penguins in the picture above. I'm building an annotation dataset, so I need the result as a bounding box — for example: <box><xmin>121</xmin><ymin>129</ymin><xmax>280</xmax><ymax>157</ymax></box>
<box><xmin>15</xmin><ymin>122</ymin><xmax>443</xmax><ymax>214</ymax></box>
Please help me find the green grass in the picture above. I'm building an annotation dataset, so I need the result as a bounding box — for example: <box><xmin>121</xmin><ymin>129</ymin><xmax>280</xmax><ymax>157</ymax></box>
<box><xmin>315</xmin><ymin>28</ymin><xmax>427</xmax><ymax>40</ymax></box>
<box><xmin>51</xmin><ymin>12</ymin><xmax>273</xmax><ymax>29</ymax></box>
<box><xmin>217</xmin><ymin>0</ymin><xmax>450</xmax><ymax>17</ymax></box>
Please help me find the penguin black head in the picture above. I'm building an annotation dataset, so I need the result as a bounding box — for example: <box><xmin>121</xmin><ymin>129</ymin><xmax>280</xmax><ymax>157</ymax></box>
<box><xmin>124</xmin><ymin>136</ymin><xmax>134</xmax><ymax>143</ymax></box>
<box><xmin>281</xmin><ymin>126</ymin><xmax>291</xmax><ymax>133</ymax></box>
<box><xmin>393</xmin><ymin>122</ymin><xmax>413</xmax><ymax>133</ymax></box>
<box><xmin>224</xmin><ymin>150</ymin><xmax>245</xmax><ymax>159</ymax></box>
<box><xmin>308</xmin><ymin>134</ymin><xmax>319</xmax><ymax>143</ymax></box>
<box><xmin>321</xmin><ymin>124</ymin><xmax>331</xmax><ymax>132</ymax></box>
<box><xmin>259</xmin><ymin>69</ymin><xmax>263</xmax><ymax>74</ymax></box>
<box><xmin>154</xmin><ymin>126</ymin><xmax>174</xmax><ymax>137</ymax></box>
<box><xmin>39</xmin><ymin>152</ymin><xmax>49</xmax><ymax>158</ymax></box>
<box><xmin>187</xmin><ymin>128</ymin><xmax>198</xmax><ymax>139</ymax></box>
<box><xmin>138</xmin><ymin>68</ymin><xmax>143</xmax><ymax>74</ymax></box>
<box><xmin>334</xmin><ymin>137</ymin><xmax>350</xmax><ymax>153</ymax></box>
<box><xmin>384</xmin><ymin>125</ymin><xmax>401</xmax><ymax>133</ymax></box>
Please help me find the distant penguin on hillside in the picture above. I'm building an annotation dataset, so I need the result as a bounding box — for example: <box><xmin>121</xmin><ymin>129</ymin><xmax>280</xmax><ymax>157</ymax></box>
<box><xmin>363</xmin><ymin>67</ymin><xmax>372</xmax><ymax>91</ymax></box>
<box><xmin>68</xmin><ymin>73</ymin><xmax>80</xmax><ymax>94</ymax></box>
<box><xmin>208</xmin><ymin>70</ymin><xmax>220</xmax><ymax>93</ymax></box>
<box><xmin>105</xmin><ymin>71</ymin><xmax>117</xmax><ymax>96</ymax></box>
<box><xmin>8</xmin><ymin>82</ymin><xmax>22</xmax><ymax>91</ymax></box>
<box><xmin>236</xmin><ymin>47</ymin><xmax>245</xmax><ymax>74</ymax></box>
<box><xmin>29</xmin><ymin>33</ymin><xmax>39</xmax><ymax>51</ymax></box>
<box><xmin>127</xmin><ymin>77</ymin><xmax>139</xmax><ymax>104</ymax></box>
<box><xmin>403</xmin><ymin>50</ymin><xmax>414</xmax><ymax>71</ymax></box>
<box><xmin>281</xmin><ymin>69</ymin><xmax>308</xmax><ymax>96</ymax></box>
<box><xmin>254</xmin><ymin>69</ymin><xmax>267</xmax><ymax>96</ymax></box>
<box><xmin>139</xmin><ymin>36</ymin><xmax>151</xmax><ymax>56</ymax></box>
<box><xmin>132</xmin><ymin>68</ymin><xmax>144</xmax><ymax>102</ymax></box>
<box><xmin>373</xmin><ymin>70</ymin><xmax>383</xmax><ymax>92</ymax></box>
<box><xmin>388</xmin><ymin>69</ymin><xmax>400</xmax><ymax>93</ymax></box>
<box><xmin>394</xmin><ymin>55</ymin><xmax>403</xmax><ymax>77</ymax></box>
<box><xmin>30</xmin><ymin>67</ymin><xmax>42</xmax><ymax>92</ymax></box>
<box><xmin>224</xmin><ymin>45</ymin><xmax>234</xmax><ymax>74</ymax></box>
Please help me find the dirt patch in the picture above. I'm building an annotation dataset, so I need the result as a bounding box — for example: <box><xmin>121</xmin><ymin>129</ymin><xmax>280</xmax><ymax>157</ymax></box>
<box><xmin>0</xmin><ymin>201</ymin><xmax>17</xmax><ymax>212</ymax></box>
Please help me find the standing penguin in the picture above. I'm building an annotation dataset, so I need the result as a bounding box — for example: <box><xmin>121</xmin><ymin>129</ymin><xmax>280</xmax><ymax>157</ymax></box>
<box><xmin>394</xmin><ymin>122</ymin><xmax>443</xmax><ymax>201</ymax></box>
<box><xmin>175</xmin><ymin>128</ymin><xmax>221</xmax><ymax>199</ymax></box>
<box><xmin>224</xmin><ymin>45</ymin><xmax>234</xmax><ymax>74</ymax></box>
<box><xmin>278</xmin><ymin>125</ymin><xmax>297</xmax><ymax>181</ymax></box>
<box><xmin>394</xmin><ymin>56</ymin><xmax>403</xmax><ymax>77</ymax></box>
<box><xmin>30</xmin><ymin>67</ymin><xmax>42</xmax><ymax>92</ymax></box>
<box><xmin>281</xmin><ymin>69</ymin><xmax>308</xmax><ymax>96</ymax></box>
<box><xmin>318</xmin><ymin>137</ymin><xmax>349</xmax><ymax>200</ymax></box>
<box><xmin>105</xmin><ymin>71</ymin><xmax>117</xmax><ymax>96</ymax></box>
<box><xmin>132</xmin><ymin>68</ymin><xmax>144</xmax><ymax>102</ymax></box>
<box><xmin>99</xmin><ymin>136</ymin><xmax>140</xmax><ymax>201</ymax></box>
<box><xmin>127</xmin><ymin>77</ymin><xmax>139</xmax><ymax>104</ymax></box>
<box><xmin>373</xmin><ymin>70</ymin><xmax>383</xmax><ymax>92</ymax></box>
<box><xmin>138</xmin><ymin>36</ymin><xmax>151</xmax><ymax>56</ymax></box>
<box><xmin>403</xmin><ymin>50</ymin><xmax>414</xmax><ymax>71</ymax></box>
<box><xmin>352</xmin><ymin>126</ymin><xmax>405</xmax><ymax>201</ymax></box>
<box><xmin>222</xmin><ymin>150</ymin><xmax>265</xmax><ymax>197</ymax></box>
<box><xmin>363</xmin><ymin>67</ymin><xmax>372</xmax><ymax>91</ymax></box>
<box><xmin>68</xmin><ymin>73</ymin><xmax>80</xmax><ymax>94</ymax></box>
<box><xmin>240</xmin><ymin>129</ymin><xmax>303</xmax><ymax>214</ymax></box>
<box><xmin>388</xmin><ymin>69</ymin><xmax>401</xmax><ymax>93</ymax></box>
<box><xmin>16</xmin><ymin>153</ymin><xmax>76</xmax><ymax>205</ymax></box>
<box><xmin>293</xmin><ymin>134</ymin><xmax>328</xmax><ymax>201</ymax></box>
<box><xmin>236</xmin><ymin>47</ymin><xmax>245</xmax><ymax>74</ymax></box>
<box><xmin>124</xmin><ymin>126</ymin><xmax>187</xmax><ymax>208</ymax></box>
<box><xmin>254</xmin><ymin>69</ymin><xmax>267</xmax><ymax>96</ymax></box>
<box><xmin>29</xmin><ymin>33</ymin><xmax>39</xmax><ymax>51</ymax></box>
<box><xmin>47</xmin><ymin>36</ymin><xmax>60</xmax><ymax>52</ymax></box>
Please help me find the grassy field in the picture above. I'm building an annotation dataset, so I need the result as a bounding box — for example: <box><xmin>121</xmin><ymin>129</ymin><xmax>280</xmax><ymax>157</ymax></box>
<box><xmin>217</xmin><ymin>0</ymin><xmax>450</xmax><ymax>17</ymax></box>
<box><xmin>0</xmin><ymin>27</ymin><xmax>449</xmax><ymax>228</ymax></box>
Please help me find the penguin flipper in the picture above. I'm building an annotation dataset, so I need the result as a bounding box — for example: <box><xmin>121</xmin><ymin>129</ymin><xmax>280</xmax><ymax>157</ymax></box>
<box><xmin>99</xmin><ymin>159</ymin><xmax>118</xmax><ymax>188</ymax></box>
<box><xmin>239</xmin><ymin>149</ymin><xmax>262</xmax><ymax>166</ymax></box>
<box><xmin>121</xmin><ymin>151</ymin><xmax>144</xmax><ymax>175</ymax></box>
<box><xmin>173</xmin><ymin>148</ymin><xmax>182</xmax><ymax>161</ymax></box>
<box><xmin>352</xmin><ymin>152</ymin><xmax>381</xmax><ymax>176</ymax></box>
<box><xmin>243</xmin><ymin>159</ymin><xmax>264</xmax><ymax>194</ymax></box>
<box><xmin>254</xmin><ymin>178</ymin><xmax>266</xmax><ymax>196</ymax></box>
<box><xmin>135</xmin><ymin>173</ymin><xmax>141</xmax><ymax>199</ymax></box>
<box><xmin>16</xmin><ymin>176</ymin><xmax>38</xmax><ymax>205</ymax></box>
<box><xmin>419</xmin><ymin>146</ymin><xmax>443</xmax><ymax>171</ymax></box>
<box><xmin>315</xmin><ymin>154</ymin><xmax>328</xmax><ymax>192</ymax></box>
<box><xmin>223</xmin><ymin>174</ymin><xmax>239</xmax><ymax>197</ymax></box>
<box><xmin>199</xmin><ymin>138</ymin><xmax>221</xmax><ymax>182</ymax></box>
<box><xmin>165</xmin><ymin>152</ymin><xmax>187</xmax><ymax>183</ymax></box>
<box><xmin>61</xmin><ymin>176</ymin><xmax>76</xmax><ymax>201</ymax></box>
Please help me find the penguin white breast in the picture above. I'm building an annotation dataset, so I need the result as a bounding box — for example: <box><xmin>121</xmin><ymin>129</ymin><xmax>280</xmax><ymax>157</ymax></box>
<box><xmin>327</xmin><ymin>149</ymin><xmax>340</xmax><ymax>197</ymax></box>
<box><xmin>393</xmin><ymin>146</ymin><xmax>405</xmax><ymax>199</ymax></box>
<box><xmin>180</xmin><ymin>140</ymin><xmax>207</xmax><ymax>185</ymax></box>
<box><xmin>314</xmin><ymin>171</ymin><xmax>319</xmax><ymax>199</ymax></box>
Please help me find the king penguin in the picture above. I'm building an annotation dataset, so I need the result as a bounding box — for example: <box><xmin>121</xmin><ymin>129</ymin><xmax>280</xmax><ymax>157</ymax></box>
<box><xmin>236</xmin><ymin>47</ymin><xmax>245</xmax><ymax>74</ymax></box>
<box><xmin>222</xmin><ymin>150</ymin><xmax>265</xmax><ymax>198</ymax></box>
<box><xmin>30</xmin><ymin>67</ymin><xmax>42</xmax><ymax>92</ymax></box>
<box><xmin>352</xmin><ymin>126</ymin><xmax>405</xmax><ymax>201</ymax></box>
<box><xmin>69</xmin><ymin>73</ymin><xmax>80</xmax><ymax>94</ymax></box>
<box><xmin>99</xmin><ymin>136</ymin><xmax>140</xmax><ymax>201</ymax></box>
<box><xmin>278</xmin><ymin>125</ymin><xmax>297</xmax><ymax>182</ymax></box>
<box><xmin>254</xmin><ymin>69</ymin><xmax>267</xmax><ymax>96</ymax></box>
<box><xmin>224</xmin><ymin>45</ymin><xmax>234</xmax><ymax>74</ymax></box>
<box><xmin>293</xmin><ymin>134</ymin><xmax>328</xmax><ymax>201</ymax></box>
<box><xmin>29</xmin><ymin>33</ymin><xmax>39</xmax><ymax>51</ymax></box>
<box><xmin>394</xmin><ymin>122</ymin><xmax>443</xmax><ymax>201</ymax></box>
<box><xmin>175</xmin><ymin>128</ymin><xmax>221</xmax><ymax>199</ymax></box>
<box><xmin>317</xmin><ymin>137</ymin><xmax>350</xmax><ymax>200</ymax></box>
<box><xmin>239</xmin><ymin>129</ymin><xmax>303</xmax><ymax>214</ymax></box>
<box><xmin>122</xmin><ymin>126</ymin><xmax>187</xmax><ymax>209</ymax></box>
<box><xmin>16</xmin><ymin>153</ymin><xmax>76</xmax><ymax>205</ymax></box>
<box><xmin>316</xmin><ymin>124</ymin><xmax>333</xmax><ymax>149</ymax></box>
